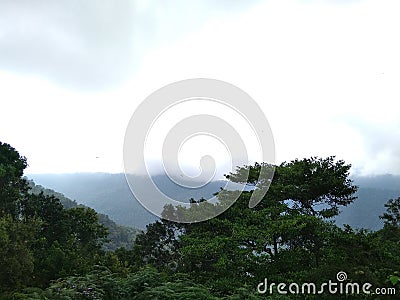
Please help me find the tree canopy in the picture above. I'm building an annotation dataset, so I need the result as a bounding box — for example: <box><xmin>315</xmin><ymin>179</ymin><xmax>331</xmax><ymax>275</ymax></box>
<box><xmin>1</xmin><ymin>141</ymin><xmax>399</xmax><ymax>299</ymax></box>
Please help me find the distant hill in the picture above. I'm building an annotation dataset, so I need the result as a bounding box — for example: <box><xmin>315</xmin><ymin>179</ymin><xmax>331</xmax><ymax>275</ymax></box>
<box><xmin>27</xmin><ymin>173</ymin><xmax>400</xmax><ymax>231</ymax></box>
<box><xmin>26</xmin><ymin>178</ymin><xmax>141</xmax><ymax>250</ymax></box>
<box><xmin>27</xmin><ymin>173</ymin><xmax>226</xmax><ymax>229</ymax></box>
<box><xmin>335</xmin><ymin>174</ymin><xmax>400</xmax><ymax>230</ymax></box>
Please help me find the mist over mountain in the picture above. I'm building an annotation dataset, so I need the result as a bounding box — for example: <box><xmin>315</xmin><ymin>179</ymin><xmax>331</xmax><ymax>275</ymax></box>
<box><xmin>27</xmin><ymin>173</ymin><xmax>227</xmax><ymax>229</ymax></box>
<box><xmin>335</xmin><ymin>174</ymin><xmax>400</xmax><ymax>230</ymax></box>
<box><xmin>27</xmin><ymin>173</ymin><xmax>400</xmax><ymax>231</ymax></box>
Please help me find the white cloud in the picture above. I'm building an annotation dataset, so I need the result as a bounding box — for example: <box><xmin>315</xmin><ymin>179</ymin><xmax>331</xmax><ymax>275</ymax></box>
<box><xmin>1</xmin><ymin>0</ymin><xmax>399</xmax><ymax>175</ymax></box>
<box><xmin>131</xmin><ymin>0</ymin><xmax>400</xmax><ymax>174</ymax></box>
<box><xmin>0</xmin><ymin>0</ymin><xmax>260</xmax><ymax>90</ymax></box>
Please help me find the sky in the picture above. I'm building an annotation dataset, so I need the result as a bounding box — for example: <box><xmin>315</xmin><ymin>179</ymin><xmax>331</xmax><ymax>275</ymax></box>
<box><xmin>1</xmin><ymin>0</ymin><xmax>399</xmax><ymax>177</ymax></box>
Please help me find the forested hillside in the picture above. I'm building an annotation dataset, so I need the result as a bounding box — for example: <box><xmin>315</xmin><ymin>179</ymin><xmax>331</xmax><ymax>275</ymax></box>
<box><xmin>25</xmin><ymin>179</ymin><xmax>140</xmax><ymax>250</ymax></box>
<box><xmin>1</xmin><ymin>141</ymin><xmax>399</xmax><ymax>299</ymax></box>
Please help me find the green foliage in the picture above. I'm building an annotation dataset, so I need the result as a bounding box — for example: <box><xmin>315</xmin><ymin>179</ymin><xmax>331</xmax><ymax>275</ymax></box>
<box><xmin>27</xmin><ymin>179</ymin><xmax>140</xmax><ymax>251</ymax></box>
<box><xmin>13</xmin><ymin>266</ymin><xmax>118</xmax><ymax>299</ymax></box>
<box><xmin>389</xmin><ymin>274</ymin><xmax>399</xmax><ymax>286</ymax></box>
<box><xmin>97</xmin><ymin>214</ymin><xmax>140</xmax><ymax>251</ymax></box>
<box><xmin>0</xmin><ymin>141</ymin><xmax>110</xmax><ymax>290</ymax></box>
<box><xmin>26</xmin><ymin>179</ymin><xmax>79</xmax><ymax>208</ymax></box>
<box><xmin>28</xmin><ymin>200</ymin><xmax>109</xmax><ymax>286</ymax></box>
<box><xmin>0</xmin><ymin>215</ymin><xmax>40</xmax><ymax>292</ymax></box>
<box><xmin>380</xmin><ymin>197</ymin><xmax>400</xmax><ymax>227</ymax></box>
<box><xmin>132</xmin><ymin>156</ymin><xmax>400</xmax><ymax>297</ymax></box>
<box><xmin>13</xmin><ymin>268</ymin><xmax>220</xmax><ymax>300</ymax></box>
<box><xmin>134</xmin><ymin>281</ymin><xmax>218</xmax><ymax>300</ymax></box>
<box><xmin>132</xmin><ymin>220</ymin><xmax>181</xmax><ymax>270</ymax></box>
<box><xmin>0</xmin><ymin>142</ymin><xmax>28</xmax><ymax>219</ymax></box>
<box><xmin>230</xmin><ymin>156</ymin><xmax>358</xmax><ymax>217</ymax></box>
<box><xmin>1</xmin><ymin>142</ymin><xmax>399</xmax><ymax>299</ymax></box>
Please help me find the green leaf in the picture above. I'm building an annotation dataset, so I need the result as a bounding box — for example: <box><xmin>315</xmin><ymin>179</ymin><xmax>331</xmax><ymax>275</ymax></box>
<box><xmin>389</xmin><ymin>275</ymin><xmax>400</xmax><ymax>286</ymax></box>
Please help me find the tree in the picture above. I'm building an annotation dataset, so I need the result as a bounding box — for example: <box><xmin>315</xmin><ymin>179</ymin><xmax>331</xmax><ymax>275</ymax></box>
<box><xmin>0</xmin><ymin>142</ymin><xmax>28</xmax><ymax>218</ymax></box>
<box><xmin>66</xmin><ymin>206</ymin><xmax>108</xmax><ymax>255</ymax></box>
<box><xmin>0</xmin><ymin>141</ymin><xmax>109</xmax><ymax>289</ymax></box>
<box><xmin>32</xmin><ymin>206</ymin><xmax>108</xmax><ymax>286</ymax></box>
<box><xmin>139</xmin><ymin>157</ymin><xmax>359</xmax><ymax>293</ymax></box>
<box><xmin>0</xmin><ymin>215</ymin><xmax>40</xmax><ymax>292</ymax></box>
<box><xmin>278</xmin><ymin>156</ymin><xmax>358</xmax><ymax>218</ymax></box>
<box><xmin>21</xmin><ymin>192</ymin><xmax>68</xmax><ymax>244</ymax></box>
<box><xmin>378</xmin><ymin>197</ymin><xmax>400</xmax><ymax>246</ymax></box>
<box><xmin>132</xmin><ymin>220</ymin><xmax>181</xmax><ymax>271</ymax></box>
<box><xmin>224</xmin><ymin>157</ymin><xmax>357</xmax><ymax>260</ymax></box>
<box><xmin>229</xmin><ymin>156</ymin><xmax>358</xmax><ymax>218</ymax></box>
<box><xmin>380</xmin><ymin>197</ymin><xmax>400</xmax><ymax>228</ymax></box>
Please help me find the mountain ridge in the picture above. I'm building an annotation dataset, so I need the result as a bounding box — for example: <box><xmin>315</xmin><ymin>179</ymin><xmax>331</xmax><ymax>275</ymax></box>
<box><xmin>27</xmin><ymin>173</ymin><xmax>400</xmax><ymax>231</ymax></box>
<box><xmin>25</xmin><ymin>177</ymin><xmax>141</xmax><ymax>250</ymax></box>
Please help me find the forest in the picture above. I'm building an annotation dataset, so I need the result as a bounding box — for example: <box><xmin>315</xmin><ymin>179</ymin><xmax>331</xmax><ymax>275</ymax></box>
<box><xmin>0</xmin><ymin>141</ymin><xmax>399</xmax><ymax>299</ymax></box>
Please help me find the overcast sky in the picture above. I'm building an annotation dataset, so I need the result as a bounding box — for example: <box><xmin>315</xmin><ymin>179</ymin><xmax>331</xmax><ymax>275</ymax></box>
<box><xmin>1</xmin><ymin>0</ymin><xmax>399</xmax><ymax>177</ymax></box>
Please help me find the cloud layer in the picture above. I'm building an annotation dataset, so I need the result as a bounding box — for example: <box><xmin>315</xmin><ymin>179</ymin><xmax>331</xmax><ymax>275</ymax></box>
<box><xmin>0</xmin><ymin>0</ymin><xmax>260</xmax><ymax>90</ymax></box>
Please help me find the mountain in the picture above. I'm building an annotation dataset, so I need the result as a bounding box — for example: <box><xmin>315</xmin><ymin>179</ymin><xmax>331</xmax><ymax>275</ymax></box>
<box><xmin>334</xmin><ymin>174</ymin><xmax>400</xmax><ymax>230</ymax></box>
<box><xmin>27</xmin><ymin>173</ymin><xmax>227</xmax><ymax>229</ymax></box>
<box><xmin>27</xmin><ymin>173</ymin><xmax>400</xmax><ymax>231</ymax></box>
<box><xmin>26</xmin><ymin>178</ymin><xmax>141</xmax><ymax>250</ymax></box>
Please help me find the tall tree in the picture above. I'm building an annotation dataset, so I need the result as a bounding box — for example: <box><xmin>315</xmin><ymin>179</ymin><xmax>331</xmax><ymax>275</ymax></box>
<box><xmin>142</xmin><ymin>156</ymin><xmax>359</xmax><ymax>292</ymax></box>
<box><xmin>0</xmin><ymin>141</ymin><xmax>109</xmax><ymax>288</ymax></box>
<box><xmin>228</xmin><ymin>156</ymin><xmax>358</xmax><ymax>218</ymax></box>
<box><xmin>0</xmin><ymin>215</ymin><xmax>40</xmax><ymax>292</ymax></box>
<box><xmin>380</xmin><ymin>197</ymin><xmax>400</xmax><ymax>228</ymax></box>
<box><xmin>0</xmin><ymin>142</ymin><xmax>28</xmax><ymax>218</ymax></box>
